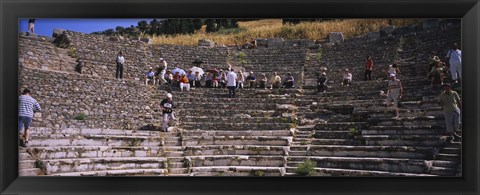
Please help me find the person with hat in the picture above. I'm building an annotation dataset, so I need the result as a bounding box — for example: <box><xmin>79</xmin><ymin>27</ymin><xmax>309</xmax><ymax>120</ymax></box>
<box><xmin>342</xmin><ymin>69</ymin><xmax>352</xmax><ymax>87</ymax></box>
<box><xmin>446</xmin><ymin>43</ymin><xmax>462</xmax><ymax>83</ymax></box>
<box><xmin>317</xmin><ymin>72</ymin><xmax>328</xmax><ymax>92</ymax></box>
<box><xmin>145</xmin><ymin>67</ymin><xmax>156</xmax><ymax>85</ymax></box>
<box><xmin>385</xmin><ymin>73</ymin><xmax>403</xmax><ymax>119</ymax></box>
<box><xmin>283</xmin><ymin>72</ymin><xmax>295</xmax><ymax>88</ymax></box>
<box><xmin>438</xmin><ymin>83</ymin><xmax>462</xmax><ymax>142</ymax></box>
<box><xmin>270</xmin><ymin>72</ymin><xmax>282</xmax><ymax>89</ymax></box>
<box><xmin>160</xmin><ymin>93</ymin><xmax>175</xmax><ymax>132</ymax></box>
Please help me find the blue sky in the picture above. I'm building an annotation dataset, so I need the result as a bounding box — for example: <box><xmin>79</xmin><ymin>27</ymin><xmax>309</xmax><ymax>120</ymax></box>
<box><xmin>19</xmin><ymin>19</ymin><xmax>155</xmax><ymax>36</ymax></box>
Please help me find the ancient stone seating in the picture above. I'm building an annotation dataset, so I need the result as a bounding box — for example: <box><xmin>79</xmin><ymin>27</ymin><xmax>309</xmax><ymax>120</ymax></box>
<box><xmin>18</xmin><ymin>22</ymin><xmax>461</xmax><ymax>176</ymax></box>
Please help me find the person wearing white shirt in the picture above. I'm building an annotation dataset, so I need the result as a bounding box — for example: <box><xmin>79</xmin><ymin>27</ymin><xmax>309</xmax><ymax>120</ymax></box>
<box><xmin>145</xmin><ymin>67</ymin><xmax>156</xmax><ymax>85</ymax></box>
<box><xmin>158</xmin><ymin>58</ymin><xmax>168</xmax><ymax>84</ymax></box>
<box><xmin>226</xmin><ymin>69</ymin><xmax>238</xmax><ymax>98</ymax></box>
<box><xmin>446</xmin><ymin>43</ymin><xmax>462</xmax><ymax>83</ymax></box>
<box><xmin>342</xmin><ymin>69</ymin><xmax>352</xmax><ymax>86</ymax></box>
<box><xmin>116</xmin><ymin>51</ymin><xmax>125</xmax><ymax>79</ymax></box>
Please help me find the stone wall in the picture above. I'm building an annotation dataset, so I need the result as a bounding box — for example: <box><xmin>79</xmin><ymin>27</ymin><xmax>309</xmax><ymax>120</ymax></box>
<box><xmin>19</xmin><ymin>35</ymin><xmax>76</xmax><ymax>72</ymax></box>
<box><xmin>19</xmin><ymin>67</ymin><xmax>167</xmax><ymax>130</ymax></box>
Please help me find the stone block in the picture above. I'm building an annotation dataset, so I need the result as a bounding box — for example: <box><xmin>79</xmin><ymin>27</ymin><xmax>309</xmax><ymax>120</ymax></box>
<box><xmin>380</xmin><ymin>25</ymin><xmax>395</xmax><ymax>37</ymax></box>
<box><xmin>198</xmin><ymin>39</ymin><xmax>215</xmax><ymax>47</ymax></box>
<box><xmin>267</xmin><ymin>38</ymin><xmax>284</xmax><ymax>47</ymax></box>
<box><xmin>328</xmin><ymin>32</ymin><xmax>345</xmax><ymax>43</ymax></box>
<box><xmin>367</xmin><ymin>32</ymin><xmax>380</xmax><ymax>40</ymax></box>
<box><xmin>52</xmin><ymin>28</ymin><xmax>66</xmax><ymax>38</ymax></box>
<box><xmin>140</xmin><ymin>38</ymin><xmax>152</xmax><ymax>44</ymax></box>
<box><xmin>422</xmin><ymin>19</ymin><xmax>439</xmax><ymax>30</ymax></box>
<box><xmin>255</xmin><ymin>38</ymin><xmax>268</xmax><ymax>47</ymax></box>
<box><xmin>393</xmin><ymin>25</ymin><xmax>416</xmax><ymax>35</ymax></box>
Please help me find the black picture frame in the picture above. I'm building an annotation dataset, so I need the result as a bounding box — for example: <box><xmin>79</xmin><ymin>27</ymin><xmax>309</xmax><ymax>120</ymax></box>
<box><xmin>1</xmin><ymin>0</ymin><xmax>479</xmax><ymax>194</ymax></box>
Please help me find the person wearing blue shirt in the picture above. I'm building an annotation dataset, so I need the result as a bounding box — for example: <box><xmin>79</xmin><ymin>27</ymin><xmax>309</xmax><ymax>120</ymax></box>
<box><xmin>246</xmin><ymin>71</ymin><xmax>256</xmax><ymax>89</ymax></box>
<box><xmin>145</xmin><ymin>67</ymin><xmax>156</xmax><ymax>85</ymax></box>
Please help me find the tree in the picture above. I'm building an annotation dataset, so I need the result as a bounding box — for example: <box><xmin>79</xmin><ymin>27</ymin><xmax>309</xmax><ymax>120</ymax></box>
<box><xmin>192</xmin><ymin>19</ymin><xmax>203</xmax><ymax>30</ymax></box>
<box><xmin>205</xmin><ymin>19</ymin><xmax>217</xmax><ymax>33</ymax></box>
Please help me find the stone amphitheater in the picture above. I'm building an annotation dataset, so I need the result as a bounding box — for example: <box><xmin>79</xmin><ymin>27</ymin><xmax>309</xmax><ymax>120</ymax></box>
<box><xmin>18</xmin><ymin>19</ymin><xmax>461</xmax><ymax>177</ymax></box>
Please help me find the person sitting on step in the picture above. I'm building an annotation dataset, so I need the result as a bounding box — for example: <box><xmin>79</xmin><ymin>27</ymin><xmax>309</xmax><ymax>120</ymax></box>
<box><xmin>246</xmin><ymin>71</ymin><xmax>256</xmax><ymax>89</ymax></box>
<box><xmin>219</xmin><ymin>71</ymin><xmax>227</xmax><ymax>89</ymax></box>
<box><xmin>179</xmin><ymin>73</ymin><xmax>190</xmax><ymax>92</ymax></box>
<box><xmin>283</xmin><ymin>72</ymin><xmax>295</xmax><ymax>88</ymax></box>
<box><xmin>187</xmin><ymin>70</ymin><xmax>195</xmax><ymax>87</ymax></box>
<box><xmin>172</xmin><ymin>72</ymin><xmax>181</xmax><ymax>89</ymax></box>
<box><xmin>318</xmin><ymin>72</ymin><xmax>328</xmax><ymax>92</ymax></box>
<box><xmin>342</xmin><ymin>69</ymin><xmax>352</xmax><ymax>87</ymax></box>
<box><xmin>270</xmin><ymin>72</ymin><xmax>282</xmax><ymax>89</ymax></box>
<box><xmin>145</xmin><ymin>67</ymin><xmax>156</xmax><ymax>85</ymax></box>
<box><xmin>194</xmin><ymin>71</ymin><xmax>202</xmax><ymax>88</ymax></box>
<box><xmin>236</xmin><ymin>71</ymin><xmax>245</xmax><ymax>89</ymax></box>
<box><xmin>205</xmin><ymin>72</ymin><xmax>213</xmax><ymax>88</ymax></box>
<box><xmin>212</xmin><ymin>73</ymin><xmax>219</xmax><ymax>88</ymax></box>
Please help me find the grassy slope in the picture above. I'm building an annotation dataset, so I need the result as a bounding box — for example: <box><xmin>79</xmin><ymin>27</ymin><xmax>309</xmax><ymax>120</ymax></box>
<box><xmin>147</xmin><ymin>19</ymin><xmax>421</xmax><ymax>46</ymax></box>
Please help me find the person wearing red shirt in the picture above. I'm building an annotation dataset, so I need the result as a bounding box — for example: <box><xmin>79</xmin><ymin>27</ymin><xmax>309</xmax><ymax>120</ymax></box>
<box><xmin>364</xmin><ymin>56</ymin><xmax>374</xmax><ymax>81</ymax></box>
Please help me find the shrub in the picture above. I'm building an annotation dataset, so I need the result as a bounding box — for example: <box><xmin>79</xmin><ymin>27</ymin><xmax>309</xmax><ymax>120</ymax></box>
<box><xmin>295</xmin><ymin>159</ymin><xmax>317</xmax><ymax>176</ymax></box>
<box><xmin>74</xmin><ymin>113</ymin><xmax>87</xmax><ymax>120</ymax></box>
<box><xmin>67</xmin><ymin>47</ymin><xmax>77</xmax><ymax>58</ymax></box>
<box><xmin>253</xmin><ymin>170</ymin><xmax>265</xmax><ymax>176</ymax></box>
<box><xmin>348</xmin><ymin>127</ymin><xmax>360</xmax><ymax>137</ymax></box>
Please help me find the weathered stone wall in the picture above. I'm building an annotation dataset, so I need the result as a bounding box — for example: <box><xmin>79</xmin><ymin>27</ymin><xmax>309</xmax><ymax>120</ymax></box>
<box><xmin>19</xmin><ymin>67</ymin><xmax>167</xmax><ymax>130</ymax></box>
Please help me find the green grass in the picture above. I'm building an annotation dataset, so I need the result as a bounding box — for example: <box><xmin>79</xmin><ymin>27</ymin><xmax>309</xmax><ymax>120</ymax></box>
<box><xmin>295</xmin><ymin>159</ymin><xmax>317</xmax><ymax>176</ymax></box>
<box><xmin>74</xmin><ymin>113</ymin><xmax>87</xmax><ymax>120</ymax></box>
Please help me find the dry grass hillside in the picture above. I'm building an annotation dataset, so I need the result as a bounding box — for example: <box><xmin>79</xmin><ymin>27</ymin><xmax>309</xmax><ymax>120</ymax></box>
<box><xmin>146</xmin><ymin>19</ymin><xmax>421</xmax><ymax>45</ymax></box>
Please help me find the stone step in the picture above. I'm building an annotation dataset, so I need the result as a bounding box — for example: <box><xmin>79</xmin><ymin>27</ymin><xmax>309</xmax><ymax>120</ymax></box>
<box><xmin>360</xmin><ymin>135</ymin><xmax>445</xmax><ymax>146</ymax></box>
<box><xmin>432</xmin><ymin>160</ymin><xmax>459</xmax><ymax>168</ymax></box>
<box><xmin>184</xmin><ymin>145</ymin><xmax>287</xmax><ymax>156</ymax></box>
<box><xmin>179</xmin><ymin>116</ymin><xmax>293</xmax><ymax>124</ymax></box>
<box><xmin>169</xmin><ymin>168</ymin><xmax>189</xmax><ymax>174</ymax></box>
<box><xmin>175</xmin><ymin>97</ymin><xmax>295</xmax><ymax>104</ymax></box>
<box><xmin>369</xmin><ymin>125</ymin><xmax>444</xmax><ymax>130</ymax></box>
<box><xmin>188</xmin><ymin>155</ymin><xmax>285</xmax><ymax>167</ymax></box>
<box><xmin>440</xmin><ymin>147</ymin><xmax>461</xmax><ymax>154</ymax></box>
<box><xmin>314</xmin><ymin>122</ymin><xmax>368</xmax><ymax>130</ymax></box>
<box><xmin>165</xmin><ymin>151</ymin><xmax>184</xmax><ymax>157</ymax></box>
<box><xmin>306</xmin><ymin>145</ymin><xmax>434</xmax><ymax>159</ymax></box>
<box><xmin>436</xmin><ymin>153</ymin><xmax>460</xmax><ymax>161</ymax></box>
<box><xmin>368</xmin><ymin>116</ymin><xmax>445</xmax><ymax>126</ymax></box>
<box><xmin>313</xmin><ymin>131</ymin><xmax>352</xmax><ymax>139</ymax></box>
<box><xmin>28</xmin><ymin>127</ymin><xmax>173</xmax><ymax>137</ymax></box>
<box><xmin>286</xmin><ymin>156</ymin><xmax>428</xmax><ymax>174</ymax></box>
<box><xmin>176</xmin><ymin>109</ymin><xmax>275</xmax><ymax>117</ymax></box>
<box><xmin>285</xmin><ymin>167</ymin><xmax>436</xmax><ymax>176</ymax></box>
<box><xmin>27</xmin><ymin>134</ymin><xmax>164</xmax><ymax>147</ymax></box>
<box><xmin>362</xmin><ymin>129</ymin><xmax>445</xmax><ymax>135</ymax></box>
<box><xmin>181</xmin><ymin>136</ymin><xmax>291</xmax><ymax>146</ymax></box>
<box><xmin>41</xmin><ymin>157</ymin><xmax>167</xmax><ymax>174</ymax></box>
<box><xmin>311</xmin><ymin>139</ymin><xmax>361</xmax><ymax>145</ymax></box>
<box><xmin>19</xmin><ymin>160</ymin><xmax>37</xmax><ymax>169</ymax></box>
<box><xmin>429</xmin><ymin>166</ymin><xmax>457</xmax><ymax>176</ymax></box>
<box><xmin>168</xmin><ymin>162</ymin><xmax>186</xmax><ymax>169</ymax></box>
<box><xmin>189</xmin><ymin>166</ymin><xmax>284</xmax><ymax>176</ymax></box>
<box><xmin>19</xmin><ymin>168</ymin><xmax>42</xmax><ymax>176</ymax></box>
<box><xmin>29</xmin><ymin>146</ymin><xmax>166</xmax><ymax>159</ymax></box>
<box><xmin>48</xmin><ymin>168</ymin><xmax>168</xmax><ymax>176</ymax></box>
<box><xmin>180</xmin><ymin>122</ymin><xmax>293</xmax><ymax>131</ymax></box>
<box><xmin>176</xmin><ymin>102</ymin><xmax>279</xmax><ymax>110</ymax></box>
<box><xmin>181</xmin><ymin>130</ymin><xmax>292</xmax><ymax>137</ymax></box>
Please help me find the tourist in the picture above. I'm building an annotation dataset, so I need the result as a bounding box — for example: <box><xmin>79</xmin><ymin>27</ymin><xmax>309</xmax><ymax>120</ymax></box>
<box><xmin>172</xmin><ymin>72</ymin><xmax>181</xmax><ymax>89</ymax></box>
<box><xmin>318</xmin><ymin>72</ymin><xmax>328</xmax><ymax>92</ymax></box>
<box><xmin>158</xmin><ymin>58</ymin><xmax>168</xmax><ymax>85</ymax></box>
<box><xmin>75</xmin><ymin>59</ymin><xmax>84</xmax><ymax>74</ymax></box>
<box><xmin>160</xmin><ymin>93</ymin><xmax>175</xmax><ymax>132</ymax></box>
<box><xmin>429</xmin><ymin>51</ymin><xmax>442</xmax><ymax>75</ymax></box>
<box><xmin>27</xmin><ymin>19</ymin><xmax>35</xmax><ymax>34</ymax></box>
<box><xmin>246</xmin><ymin>71</ymin><xmax>256</xmax><ymax>89</ymax></box>
<box><xmin>283</xmin><ymin>72</ymin><xmax>295</xmax><ymax>88</ymax></box>
<box><xmin>205</xmin><ymin>72</ymin><xmax>213</xmax><ymax>88</ymax></box>
<box><xmin>219</xmin><ymin>71</ymin><xmax>227</xmax><ymax>89</ymax></box>
<box><xmin>227</xmin><ymin>69</ymin><xmax>238</xmax><ymax>98</ymax></box>
<box><xmin>446</xmin><ymin>43</ymin><xmax>462</xmax><ymax>83</ymax></box>
<box><xmin>342</xmin><ymin>69</ymin><xmax>352</xmax><ymax>87</ymax></box>
<box><xmin>179</xmin><ymin>73</ymin><xmax>190</xmax><ymax>92</ymax></box>
<box><xmin>145</xmin><ymin>67</ymin><xmax>156</xmax><ymax>85</ymax></box>
<box><xmin>270</xmin><ymin>72</ymin><xmax>281</xmax><ymax>89</ymax></box>
<box><xmin>165</xmin><ymin>70</ymin><xmax>173</xmax><ymax>85</ymax></box>
<box><xmin>236</xmin><ymin>71</ymin><xmax>245</xmax><ymax>89</ymax></box>
<box><xmin>386</xmin><ymin>63</ymin><xmax>401</xmax><ymax>78</ymax></box>
<box><xmin>18</xmin><ymin>88</ymin><xmax>42</xmax><ymax>147</ymax></box>
<box><xmin>438</xmin><ymin>83</ymin><xmax>462</xmax><ymax>142</ymax></box>
<box><xmin>364</xmin><ymin>56</ymin><xmax>374</xmax><ymax>81</ymax></box>
<box><xmin>430</xmin><ymin>62</ymin><xmax>445</xmax><ymax>91</ymax></box>
<box><xmin>212</xmin><ymin>73</ymin><xmax>219</xmax><ymax>88</ymax></box>
<box><xmin>259</xmin><ymin>73</ymin><xmax>268</xmax><ymax>89</ymax></box>
<box><xmin>115</xmin><ymin>51</ymin><xmax>125</xmax><ymax>80</ymax></box>
<box><xmin>194</xmin><ymin>71</ymin><xmax>202</xmax><ymax>88</ymax></box>
<box><xmin>187</xmin><ymin>70</ymin><xmax>195</xmax><ymax>87</ymax></box>
<box><xmin>385</xmin><ymin>74</ymin><xmax>403</xmax><ymax>119</ymax></box>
